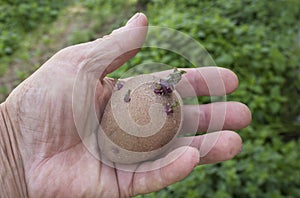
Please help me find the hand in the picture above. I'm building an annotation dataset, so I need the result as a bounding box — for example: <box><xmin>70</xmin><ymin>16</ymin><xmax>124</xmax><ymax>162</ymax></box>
<box><xmin>0</xmin><ymin>13</ymin><xmax>251</xmax><ymax>197</ymax></box>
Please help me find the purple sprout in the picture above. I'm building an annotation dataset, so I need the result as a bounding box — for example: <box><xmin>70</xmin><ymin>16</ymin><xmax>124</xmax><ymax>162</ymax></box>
<box><xmin>153</xmin><ymin>79</ymin><xmax>174</xmax><ymax>95</ymax></box>
<box><xmin>165</xmin><ymin>103</ymin><xmax>174</xmax><ymax>115</ymax></box>
<box><xmin>165</xmin><ymin>101</ymin><xmax>179</xmax><ymax>115</ymax></box>
<box><xmin>116</xmin><ymin>82</ymin><xmax>123</xmax><ymax>90</ymax></box>
<box><xmin>153</xmin><ymin>68</ymin><xmax>186</xmax><ymax>96</ymax></box>
<box><xmin>114</xmin><ymin>80</ymin><xmax>124</xmax><ymax>90</ymax></box>
<box><xmin>124</xmin><ymin>89</ymin><xmax>131</xmax><ymax>103</ymax></box>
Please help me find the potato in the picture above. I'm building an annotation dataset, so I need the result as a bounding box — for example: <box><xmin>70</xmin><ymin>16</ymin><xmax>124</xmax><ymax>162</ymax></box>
<box><xmin>99</xmin><ymin>70</ymin><xmax>185</xmax><ymax>164</ymax></box>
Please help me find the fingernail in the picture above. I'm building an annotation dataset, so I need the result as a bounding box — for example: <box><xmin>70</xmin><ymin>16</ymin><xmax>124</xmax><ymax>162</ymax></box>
<box><xmin>126</xmin><ymin>13</ymin><xmax>140</xmax><ymax>25</ymax></box>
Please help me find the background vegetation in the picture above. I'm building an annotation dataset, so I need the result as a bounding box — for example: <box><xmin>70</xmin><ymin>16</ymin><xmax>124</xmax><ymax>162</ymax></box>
<box><xmin>0</xmin><ymin>0</ymin><xmax>299</xmax><ymax>197</ymax></box>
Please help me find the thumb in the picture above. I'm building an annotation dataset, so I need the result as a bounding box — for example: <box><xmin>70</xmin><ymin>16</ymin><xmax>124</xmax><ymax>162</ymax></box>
<box><xmin>70</xmin><ymin>13</ymin><xmax>148</xmax><ymax>149</ymax></box>
<box><xmin>63</xmin><ymin>12</ymin><xmax>148</xmax><ymax>78</ymax></box>
<box><xmin>101</xmin><ymin>12</ymin><xmax>148</xmax><ymax>77</ymax></box>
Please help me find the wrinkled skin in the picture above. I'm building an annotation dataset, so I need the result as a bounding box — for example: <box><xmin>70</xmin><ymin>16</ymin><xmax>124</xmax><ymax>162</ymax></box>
<box><xmin>0</xmin><ymin>13</ymin><xmax>251</xmax><ymax>198</ymax></box>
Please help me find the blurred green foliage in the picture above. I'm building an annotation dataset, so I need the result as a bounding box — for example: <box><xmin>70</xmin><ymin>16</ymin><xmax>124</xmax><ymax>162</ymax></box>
<box><xmin>0</xmin><ymin>0</ymin><xmax>69</xmax><ymax>76</ymax></box>
<box><xmin>0</xmin><ymin>0</ymin><xmax>299</xmax><ymax>197</ymax></box>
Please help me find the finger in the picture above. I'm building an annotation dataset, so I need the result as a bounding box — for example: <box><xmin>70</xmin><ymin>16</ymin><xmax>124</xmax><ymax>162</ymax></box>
<box><xmin>101</xmin><ymin>13</ymin><xmax>148</xmax><ymax>77</ymax></box>
<box><xmin>181</xmin><ymin>102</ymin><xmax>252</xmax><ymax>134</ymax></box>
<box><xmin>175</xmin><ymin>131</ymin><xmax>242</xmax><ymax>165</ymax></box>
<box><xmin>153</xmin><ymin>67</ymin><xmax>239</xmax><ymax>97</ymax></box>
<box><xmin>132</xmin><ymin>146</ymin><xmax>199</xmax><ymax>196</ymax></box>
<box><xmin>55</xmin><ymin>13</ymin><xmax>148</xmax><ymax>77</ymax></box>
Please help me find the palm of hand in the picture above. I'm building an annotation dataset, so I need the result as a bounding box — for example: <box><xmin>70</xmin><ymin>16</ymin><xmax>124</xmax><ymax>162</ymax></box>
<box><xmin>6</xmin><ymin>50</ymin><xmax>123</xmax><ymax>197</ymax></box>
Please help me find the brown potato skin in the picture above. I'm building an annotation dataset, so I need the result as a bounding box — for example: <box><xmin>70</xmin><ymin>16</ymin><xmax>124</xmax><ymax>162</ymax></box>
<box><xmin>99</xmin><ymin>75</ymin><xmax>183</xmax><ymax>164</ymax></box>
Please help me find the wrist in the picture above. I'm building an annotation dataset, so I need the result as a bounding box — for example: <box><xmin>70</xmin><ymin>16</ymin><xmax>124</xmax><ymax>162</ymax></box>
<box><xmin>0</xmin><ymin>103</ymin><xmax>28</xmax><ymax>197</ymax></box>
